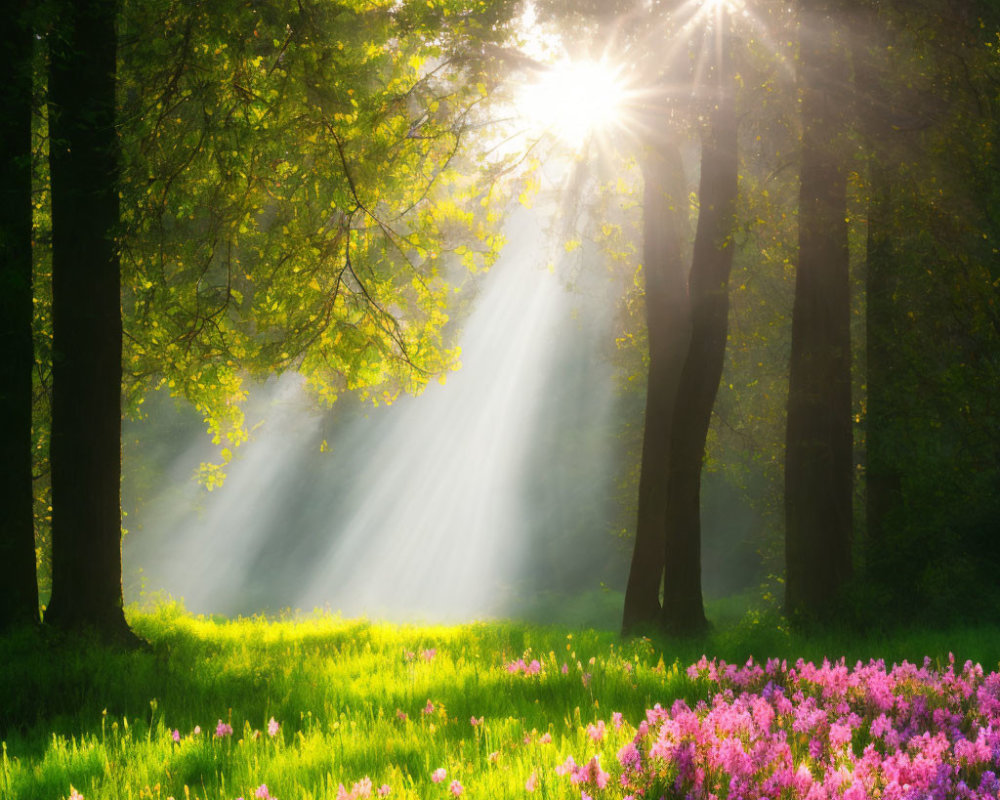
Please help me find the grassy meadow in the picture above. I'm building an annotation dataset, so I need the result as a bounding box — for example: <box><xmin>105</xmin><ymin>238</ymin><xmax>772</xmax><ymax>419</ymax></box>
<box><xmin>4</xmin><ymin>604</ymin><xmax>1000</xmax><ymax>800</ymax></box>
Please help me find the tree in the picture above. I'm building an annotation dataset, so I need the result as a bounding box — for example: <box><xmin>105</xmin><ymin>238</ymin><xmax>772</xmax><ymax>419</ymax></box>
<box><xmin>43</xmin><ymin>0</ymin><xmax>136</xmax><ymax>641</ymax></box>
<box><xmin>660</xmin><ymin>25</ymin><xmax>738</xmax><ymax>636</ymax></box>
<box><xmin>0</xmin><ymin>0</ymin><xmax>40</xmax><ymax>632</ymax></box>
<box><xmin>116</xmin><ymin>0</ymin><xmax>515</xmax><ymax>470</ymax></box>
<box><xmin>784</xmin><ymin>0</ymin><xmax>853</xmax><ymax>617</ymax></box>
<box><xmin>621</xmin><ymin>133</ymin><xmax>691</xmax><ymax>632</ymax></box>
<box><xmin>25</xmin><ymin>0</ymin><xmax>515</xmax><ymax>631</ymax></box>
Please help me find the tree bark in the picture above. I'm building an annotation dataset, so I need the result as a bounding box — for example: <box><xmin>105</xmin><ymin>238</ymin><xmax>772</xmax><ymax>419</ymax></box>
<box><xmin>45</xmin><ymin>0</ymin><xmax>136</xmax><ymax>643</ymax></box>
<box><xmin>0</xmin><ymin>0</ymin><xmax>41</xmax><ymax>632</ymax></box>
<box><xmin>784</xmin><ymin>1</ymin><xmax>853</xmax><ymax>617</ymax></box>
<box><xmin>659</xmin><ymin>49</ymin><xmax>737</xmax><ymax>637</ymax></box>
<box><xmin>621</xmin><ymin>138</ymin><xmax>690</xmax><ymax>634</ymax></box>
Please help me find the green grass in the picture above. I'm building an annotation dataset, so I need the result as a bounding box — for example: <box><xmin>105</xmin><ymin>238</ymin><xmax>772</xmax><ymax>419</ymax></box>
<box><xmin>4</xmin><ymin>603</ymin><xmax>1000</xmax><ymax>800</ymax></box>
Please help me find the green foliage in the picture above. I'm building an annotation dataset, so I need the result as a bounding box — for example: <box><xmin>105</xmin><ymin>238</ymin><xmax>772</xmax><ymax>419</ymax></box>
<box><xmin>849</xmin><ymin>1</ymin><xmax>1000</xmax><ymax>625</ymax></box>
<box><xmin>27</xmin><ymin>0</ymin><xmax>520</xmax><ymax>592</ymax></box>
<box><xmin>117</xmin><ymin>0</ymin><xmax>517</xmax><ymax>457</ymax></box>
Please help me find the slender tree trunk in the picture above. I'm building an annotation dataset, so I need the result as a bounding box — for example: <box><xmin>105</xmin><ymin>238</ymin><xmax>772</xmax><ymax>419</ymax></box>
<box><xmin>0</xmin><ymin>0</ymin><xmax>41</xmax><ymax>632</ymax></box>
<box><xmin>784</xmin><ymin>1</ymin><xmax>853</xmax><ymax>617</ymax></box>
<box><xmin>45</xmin><ymin>0</ymin><xmax>136</xmax><ymax>643</ymax></box>
<box><xmin>622</xmin><ymin>138</ymin><xmax>690</xmax><ymax>633</ymax></box>
<box><xmin>659</xmin><ymin>48</ymin><xmax>737</xmax><ymax>637</ymax></box>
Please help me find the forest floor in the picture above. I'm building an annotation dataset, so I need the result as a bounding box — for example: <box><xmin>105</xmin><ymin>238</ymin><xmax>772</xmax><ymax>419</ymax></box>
<box><xmin>3</xmin><ymin>605</ymin><xmax>1000</xmax><ymax>800</ymax></box>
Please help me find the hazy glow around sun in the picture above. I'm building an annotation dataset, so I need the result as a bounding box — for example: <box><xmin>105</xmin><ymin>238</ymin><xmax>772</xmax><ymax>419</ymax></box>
<box><xmin>517</xmin><ymin>58</ymin><xmax>627</xmax><ymax>150</ymax></box>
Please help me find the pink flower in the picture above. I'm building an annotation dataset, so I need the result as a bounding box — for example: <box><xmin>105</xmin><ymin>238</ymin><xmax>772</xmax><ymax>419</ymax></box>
<box><xmin>431</xmin><ymin>768</ymin><xmax>446</xmax><ymax>784</ymax></box>
<box><xmin>215</xmin><ymin>720</ymin><xmax>233</xmax><ymax>737</ymax></box>
<box><xmin>539</xmin><ymin>732</ymin><xmax>552</xmax><ymax>744</ymax></box>
<box><xmin>171</xmin><ymin>728</ymin><xmax>180</xmax><ymax>743</ymax></box>
<box><xmin>255</xmin><ymin>785</ymin><xmax>271</xmax><ymax>799</ymax></box>
<box><xmin>68</xmin><ymin>788</ymin><xmax>84</xmax><ymax>800</ymax></box>
<box><xmin>555</xmin><ymin>756</ymin><xmax>577</xmax><ymax>776</ymax></box>
<box><xmin>193</xmin><ymin>725</ymin><xmax>201</xmax><ymax>735</ymax></box>
<box><xmin>526</xmin><ymin>659</ymin><xmax>541</xmax><ymax>676</ymax></box>
<box><xmin>336</xmin><ymin>784</ymin><xmax>351</xmax><ymax>800</ymax></box>
<box><xmin>378</xmin><ymin>786</ymin><xmax>391</xmax><ymax>797</ymax></box>
<box><xmin>421</xmin><ymin>649</ymin><xmax>436</xmax><ymax>661</ymax></box>
<box><xmin>586</xmin><ymin>720</ymin><xmax>606</xmax><ymax>741</ymax></box>
<box><xmin>470</xmin><ymin>716</ymin><xmax>483</xmax><ymax>726</ymax></box>
<box><xmin>449</xmin><ymin>780</ymin><xmax>463</xmax><ymax>797</ymax></box>
<box><xmin>488</xmin><ymin>751</ymin><xmax>500</xmax><ymax>763</ymax></box>
<box><xmin>267</xmin><ymin>717</ymin><xmax>280</xmax><ymax>737</ymax></box>
<box><xmin>423</xmin><ymin>700</ymin><xmax>435</xmax><ymax>715</ymax></box>
<box><xmin>612</xmin><ymin>711</ymin><xmax>624</xmax><ymax>729</ymax></box>
<box><xmin>561</xmin><ymin>663</ymin><xmax>569</xmax><ymax>675</ymax></box>
<box><xmin>526</xmin><ymin>771</ymin><xmax>538</xmax><ymax>792</ymax></box>
<box><xmin>395</xmin><ymin>709</ymin><xmax>408</xmax><ymax>721</ymax></box>
<box><xmin>353</xmin><ymin>777</ymin><xmax>372</xmax><ymax>798</ymax></box>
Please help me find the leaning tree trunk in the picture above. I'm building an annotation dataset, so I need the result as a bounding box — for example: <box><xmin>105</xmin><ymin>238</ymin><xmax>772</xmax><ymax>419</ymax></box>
<box><xmin>45</xmin><ymin>0</ymin><xmax>135</xmax><ymax>642</ymax></box>
<box><xmin>0</xmin><ymin>0</ymin><xmax>41</xmax><ymax>632</ymax></box>
<box><xmin>784</xmin><ymin>1</ymin><xmax>853</xmax><ymax>618</ymax></box>
<box><xmin>659</xmin><ymin>45</ymin><xmax>737</xmax><ymax>637</ymax></box>
<box><xmin>621</xmin><ymin>137</ymin><xmax>691</xmax><ymax>634</ymax></box>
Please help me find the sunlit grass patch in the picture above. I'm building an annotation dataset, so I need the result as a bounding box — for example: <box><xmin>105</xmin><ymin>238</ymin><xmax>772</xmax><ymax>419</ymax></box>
<box><xmin>4</xmin><ymin>606</ymin><xmax>1000</xmax><ymax>799</ymax></box>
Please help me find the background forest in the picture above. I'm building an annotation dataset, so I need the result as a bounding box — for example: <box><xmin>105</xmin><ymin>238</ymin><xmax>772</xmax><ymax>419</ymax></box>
<box><xmin>2</xmin><ymin>0</ymin><xmax>1000</xmax><ymax>643</ymax></box>
<box><xmin>5</xmin><ymin>2</ymin><xmax>1000</xmax><ymax>800</ymax></box>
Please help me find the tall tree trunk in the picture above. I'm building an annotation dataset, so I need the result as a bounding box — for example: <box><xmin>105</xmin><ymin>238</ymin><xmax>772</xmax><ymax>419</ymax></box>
<box><xmin>659</xmin><ymin>46</ymin><xmax>737</xmax><ymax>637</ymax></box>
<box><xmin>45</xmin><ymin>0</ymin><xmax>135</xmax><ymax>642</ymax></box>
<box><xmin>622</xmin><ymin>138</ymin><xmax>690</xmax><ymax>633</ymax></box>
<box><xmin>0</xmin><ymin>0</ymin><xmax>41</xmax><ymax>632</ymax></box>
<box><xmin>784</xmin><ymin>1</ymin><xmax>853</xmax><ymax>617</ymax></box>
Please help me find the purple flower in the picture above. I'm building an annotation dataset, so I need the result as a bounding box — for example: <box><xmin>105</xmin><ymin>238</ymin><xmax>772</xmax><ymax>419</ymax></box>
<box><xmin>215</xmin><ymin>719</ymin><xmax>233</xmax><ymax>738</ymax></box>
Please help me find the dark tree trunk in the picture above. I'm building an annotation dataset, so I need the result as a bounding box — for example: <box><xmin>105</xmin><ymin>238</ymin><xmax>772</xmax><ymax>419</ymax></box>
<box><xmin>45</xmin><ymin>0</ymin><xmax>135</xmax><ymax>642</ymax></box>
<box><xmin>621</xmin><ymin>138</ymin><xmax>690</xmax><ymax>634</ymax></box>
<box><xmin>784</xmin><ymin>1</ymin><xmax>853</xmax><ymax>617</ymax></box>
<box><xmin>0</xmin><ymin>0</ymin><xmax>41</xmax><ymax>632</ymax></box>
<box><xmin>659</xmin><ymin>51</ymin><xmax>737</xmax><ymax>637</ymax></box>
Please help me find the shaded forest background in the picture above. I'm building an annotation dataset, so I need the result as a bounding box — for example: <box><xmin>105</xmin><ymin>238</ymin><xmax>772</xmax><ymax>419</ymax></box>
<box><xmin>1</xmin><ymin>0</ymin><xmax>999</xmax><ymax>642</ymax></box>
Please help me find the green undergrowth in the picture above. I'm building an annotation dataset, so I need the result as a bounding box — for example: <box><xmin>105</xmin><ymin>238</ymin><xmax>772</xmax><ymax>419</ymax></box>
<box><xmin>3</xmin><ymin>603</ymin><xmax>1000</xmax><ymax>800</ymax></box>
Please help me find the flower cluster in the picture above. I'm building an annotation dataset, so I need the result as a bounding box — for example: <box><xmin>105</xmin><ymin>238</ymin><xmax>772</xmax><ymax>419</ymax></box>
<box><xmin>504</xmin><ymin>658</ymin><xmax>542</xmax><ymax>676</ymax></box>
<box><xmin>555</xmin><ymin>655</ymin><xmax>1000</xmax><ymax>799</ymax></box>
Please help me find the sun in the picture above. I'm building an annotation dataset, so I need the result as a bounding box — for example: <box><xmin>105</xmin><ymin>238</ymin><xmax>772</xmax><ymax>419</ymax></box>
<box><xmin>516</xmin><ymin>58</ymin><xmax>628</xmax><ymax>151</ymax></box>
